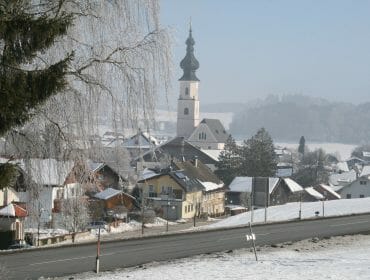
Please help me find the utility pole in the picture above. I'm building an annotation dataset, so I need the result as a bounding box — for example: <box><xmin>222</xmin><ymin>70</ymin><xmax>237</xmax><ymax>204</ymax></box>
<box><xmin>264</xmin><ymin>179</ymin><xmax>268</xmax><ymax>223</ymax></box>
<box><xmin>141</xmin><ymin>191</ymin><xmax>144</xmax><ymax>235</ymax></box>
<box><xmin>299</xmin><ymin>193</ymin><xmax>302</xmax><ymax>220</ymax></box>
<box><xmin>322</xmin><ymin>199</ymin><xmax>325</xmax><ymax>217</ymax></box>
<box><xmin>166</xmin><ymin>199</ymin><xmax>170</xmax><ymax>232</ymax></box>
<box><xmin>250</xmin><ymin>192</ymin><xmax>254</xmax><ymax>224</ymax></box>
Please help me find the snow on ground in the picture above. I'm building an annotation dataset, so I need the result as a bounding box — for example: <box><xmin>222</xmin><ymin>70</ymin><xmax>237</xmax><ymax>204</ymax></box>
<box><xmin>54</xmin><ymin>234</ymin><xmax>370</xmax><ymax>280</ymax></box>
<box><xmin>206</xmin><ymin>197</ymin><xmax>370</xmax><ymax>229</ymax></box>
<box><xmin>276</xmin><ymin>142</ymin><xmax>357</xmax><ymax>161</ymax></box>
<box><xmin>144</xmin><ymin>217</ymin><xmax>177</xmax><ymax>228</ymax></box>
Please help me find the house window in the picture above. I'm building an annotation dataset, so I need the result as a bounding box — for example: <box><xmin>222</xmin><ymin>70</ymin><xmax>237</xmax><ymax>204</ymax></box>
<box><xmin>360</xmin><ymin>181</ymin><xmax>367</xmax><ymax>185</ymax></box>
<box><xmin>184</xmin><ymin>108</ymin><xmax>189</xmax><ymax>115</ymax></box>
<box><xmin>360</xmin><ymin>194</ymin><xmax>365</xmax><ymax>198</ymax></box>
<box><xmin>199</xmin><ymin>132</ymin><xmax>207</xmax><ymax>140</ymax></box>
<box><xmin>185</xmin><ymin>87</ymin><xmax>189</xmax><ymax>95</ymax></box>
<box><xmin>346</xmin><ymin>194</ymin><xmax>351</xmax><ymax>199</ymax></box>
<box><xmin>149</xmin><ymin>185</ymin><xmax>157</xmax><ymax>198</ymax></box>
<box><xmin>57</xmin><ymin>189</ymin><xmax>63</xmax><ymax>199</ymax></box>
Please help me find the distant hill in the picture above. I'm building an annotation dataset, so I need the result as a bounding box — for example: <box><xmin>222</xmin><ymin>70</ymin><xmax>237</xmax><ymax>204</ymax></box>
<box><xmin>229</xmin><ymin>95</ymin><xmax>370</xmax><ymax>144</ymax></box>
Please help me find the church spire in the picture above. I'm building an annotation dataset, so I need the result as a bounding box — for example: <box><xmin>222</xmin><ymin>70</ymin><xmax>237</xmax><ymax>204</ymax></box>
<box><xmin>179</xmin><ymin>26</ymin><xmax>199</xmax><ymax>81</ymax></box>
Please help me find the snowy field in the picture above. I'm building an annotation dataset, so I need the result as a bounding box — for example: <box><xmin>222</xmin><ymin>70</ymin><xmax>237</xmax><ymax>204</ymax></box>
<box><xmin>276</xmin><ymin>142</ymin><xmax>357</xmax><ymax>161</ymax></box>
<box><xmin>54</xmin><ymin>234</ymin><xmax>370</xmax><ymax>280</ymax></box>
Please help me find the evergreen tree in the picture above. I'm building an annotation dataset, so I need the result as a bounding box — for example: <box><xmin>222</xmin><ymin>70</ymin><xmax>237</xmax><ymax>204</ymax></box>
<box><xmin>240</xmin><ymin>128</ymin><xmax>277</xmax><ymax>177</ymax></box>
<box><xmin>298</xmin><ymin>136</ymin><xmax>306</xmax><ymax>155</ymax></box>
<box><xmin>0</xmin><ymin>1</ymin><xmax>73</xmax><ymax>136</ymax></box>
<box><xmin>0</xmin><ymin>1</ymin><xmax>73</xmax><ymax>189</ymax></box>
<box><xmin>215</xmin><ymin>135</ymin><xmax>241</xmax><ymax>185</ymax></box>
<box><xmin>292</xmin><ymin>148</ymin><xmax>329</xmax><ymax>187</ymax></box>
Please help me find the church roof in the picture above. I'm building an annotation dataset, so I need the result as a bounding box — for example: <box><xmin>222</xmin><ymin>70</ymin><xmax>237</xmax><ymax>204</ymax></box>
<box><xmin>136</xmin><ymin>137</ymin><xmax>218</xmax><ymax>165</ymax></box>
<box><xmin>179</xmin><ymin>27</ymin><xmax>199</xmax><ymax>81</ymax></box>
<box><xmin>199</xmin><ymin>119</ymin><xmax>229</xmax><ymax>143</ymax></box>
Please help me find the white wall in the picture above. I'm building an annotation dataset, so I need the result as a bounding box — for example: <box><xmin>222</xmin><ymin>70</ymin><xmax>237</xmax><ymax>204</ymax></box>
<box><xmin>339</xmin><ymin>177</ymin><xmax>370</xmax><ymax>199</ymax></box>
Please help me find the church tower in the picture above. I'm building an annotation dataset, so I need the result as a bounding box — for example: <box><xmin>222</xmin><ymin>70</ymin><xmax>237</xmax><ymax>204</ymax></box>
<box><xmin>176</xmin><ymin>26</ymin><xmax>200</xmax><ymax>138</ymax></box>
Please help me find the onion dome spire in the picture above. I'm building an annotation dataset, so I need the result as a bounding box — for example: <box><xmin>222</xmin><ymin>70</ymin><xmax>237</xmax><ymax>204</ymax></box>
<box><xmin>179</xmin><ymin>26</ymin><xmax>200</xmax><ymax>81</ymax></box>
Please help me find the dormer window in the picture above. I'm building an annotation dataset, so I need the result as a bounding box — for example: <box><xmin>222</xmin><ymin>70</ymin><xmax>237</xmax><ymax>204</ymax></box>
<box><xmin>184</xmin><ymin>108</ymin><xmax>189</xmax><ymax>115</ymax></box>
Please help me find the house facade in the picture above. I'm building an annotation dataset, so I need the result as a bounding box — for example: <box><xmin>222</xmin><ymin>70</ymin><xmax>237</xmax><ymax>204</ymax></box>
<box><xmin>226</xmin><ymin>177</ymin><xmax>304</xmax><ymax>208</ymax></box>
<box><xmin>337</xmin><ymin>175</ymin><xmax>370</xmax><ymax>199</ymax></box>
<box><xmin>187</xmin><ymin>119</ymin><xmax>229</xmax><ymax>150</ymax></box>
<box><xmin>139</xmin><ymin>159</ymin><xmax>224</xmax><ymax>220</ymax></box>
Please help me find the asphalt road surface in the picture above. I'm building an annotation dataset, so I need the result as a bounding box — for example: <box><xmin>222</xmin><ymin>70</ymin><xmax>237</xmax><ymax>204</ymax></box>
<box><xmin>1</xmin><ymin>214</ymin><xmax>370</xmax><ymax>279</ymax></box>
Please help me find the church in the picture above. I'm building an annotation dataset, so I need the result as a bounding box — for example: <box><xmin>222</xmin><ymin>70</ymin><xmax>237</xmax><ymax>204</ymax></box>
<box><xmin>176</xmin><ymin>27</ymin><xmax>228</xmax><ymax>150</ymax></box>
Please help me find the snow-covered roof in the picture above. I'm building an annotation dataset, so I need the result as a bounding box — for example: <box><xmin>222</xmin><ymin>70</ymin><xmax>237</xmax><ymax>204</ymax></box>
<box><xmin>139</xmin><ymin>168</ymin><xmax>160</xmax><ymax>181</ymax></box>
<box><xmin>329</xmin><ymin>170</ymin><xmax>357</xmax><ymax>186</ymax></box>
<box><xmin>228</xmin><ymin>177</ymin><xmax>253</xmax><ymax>192</ymax></box>
<box><xmin>200</xmin><ymin>149</ymin><xmax>222</xmax><ymax>162</ymax></box>
<box><xmin>319</xmin><ymin>184</ymin><xmax>341</xmax><ymax>199</ymax></box>
<box><xmin>336</xmin><ymin>161</ymin><xmax>349</xmax><ymax>172</ymax></box>
<box><xmin>228</xmin><ymin>177</ymin><xmax>280</xmax><ymax>194</ymax></box>
<box><xmin>0</xmin><ymin>203</ymin><xmax>27</xmax><ymax>217</ymax></box>
<box><xmin>199</xmin><ymin>181</ymin><xmax>224</xmax><ymax>192</ymax></box>
<box><xmin>305</xmin><ymin>187</ymin><xmax>324</xmax><ymax>200</ymax></box>
<box><xmin>87</xmin><ymin>160</ymin><xmax>105</xmax><ymax>172</ymax></box>
<box><xmin>20</xmin><ymin>158</ymin><xmax>74</xmax><ymax>186</ymax></box>
<box><xmin>94</xmin><ymin>188</ymin><xmax>121</xmax><ymax>200</ymax></box>
<box><xmin>283</xmin><ymin>178</ymin><xmax>304</xmax><ymax>193</ymax></box>
<box><xmin>360</xmin><ymin>165</ymin><xmax>370</xmax><ymax>177</ymax></box>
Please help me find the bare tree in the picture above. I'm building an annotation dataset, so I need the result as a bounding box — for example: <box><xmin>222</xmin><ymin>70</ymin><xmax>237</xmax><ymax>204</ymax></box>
<box><xmin>3</xmin><ymin>0</ymin><xmax>172</xmax><ymax>160</ymax></box>
<box><xmin>60</xmin><ymin>196</ymin><xmax>89</xmax><ymax>242</ymax></box>
<box><xmin>1</xmin><ymin>1</ymin><xmax>172</xmax><ymax>232</ymax></box>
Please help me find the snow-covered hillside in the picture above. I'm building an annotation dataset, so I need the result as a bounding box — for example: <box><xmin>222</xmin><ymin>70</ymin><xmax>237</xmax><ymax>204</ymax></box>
<box><xmin>207</xmin><ymin>197</ymin><xmax>370</xmax><ymax>229</ymax></box>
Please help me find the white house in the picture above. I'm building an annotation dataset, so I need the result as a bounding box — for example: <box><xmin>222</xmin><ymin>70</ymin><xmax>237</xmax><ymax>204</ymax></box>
<box><xmin>337</xmin><ymin>175</ymin><xmax>370</xmax><ymax>199</ymax></box>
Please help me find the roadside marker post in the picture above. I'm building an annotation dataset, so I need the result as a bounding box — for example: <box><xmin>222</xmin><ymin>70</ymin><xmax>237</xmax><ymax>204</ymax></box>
<box><xmin>95</xmin><ymin>226</ymin><xmax>101</xmax><ymax>273</ymax></box>
<box><xmin>246</xmin><ymin>222</ymin><xmax>258</xmax><ymax>261</ymax></box>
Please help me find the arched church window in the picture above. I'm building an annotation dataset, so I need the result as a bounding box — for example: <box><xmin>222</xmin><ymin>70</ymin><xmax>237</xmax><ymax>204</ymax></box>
<box><xmin>184</xmin><ymin>108</ymin><xmax>189</xmax><ymax>115</ymax></box>
<box><xmin>199</xmin><ymin>133</ymin><xmax>201</xmax><ymax>140</ymax></box>
<box><xmin>185</xmin><ymin>87</ymin><xmax>189</xmax><ymax>95</ymax></box>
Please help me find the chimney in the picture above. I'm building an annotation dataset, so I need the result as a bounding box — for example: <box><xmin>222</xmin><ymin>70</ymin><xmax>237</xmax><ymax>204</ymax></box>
<box><xmin>194</xmin><ymin>156</ymin><xmax>198</xmax><ymax>168</ymax></box>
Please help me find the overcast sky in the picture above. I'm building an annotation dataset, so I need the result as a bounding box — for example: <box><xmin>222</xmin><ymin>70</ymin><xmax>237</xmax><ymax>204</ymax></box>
<box><xmin>160</xmin><ymin>0</ymin><xmax>370</xmax><ymax>106</ymax></box>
